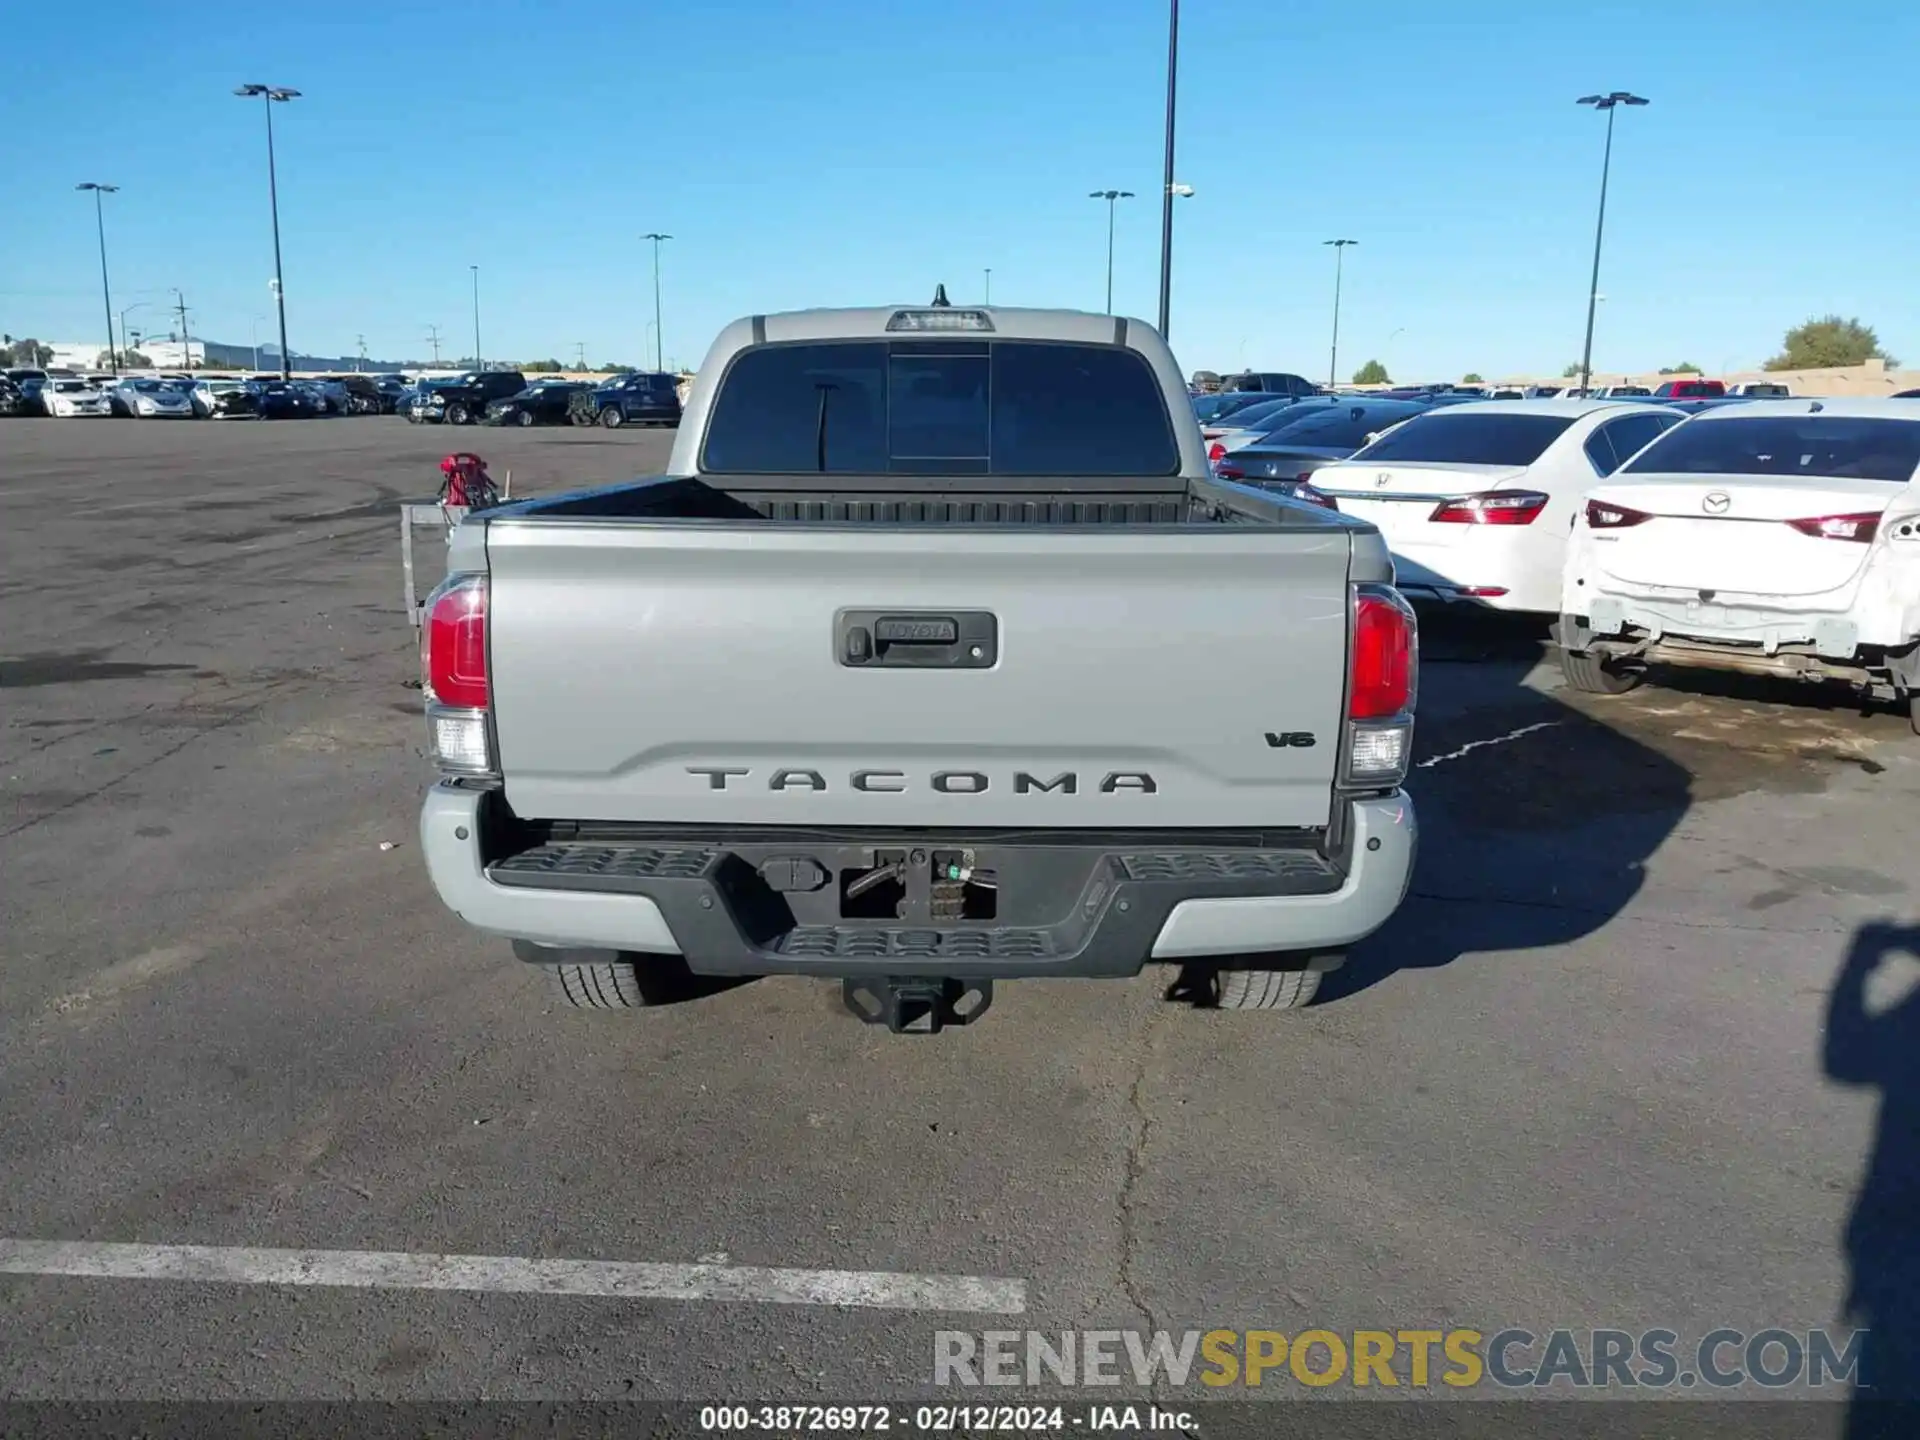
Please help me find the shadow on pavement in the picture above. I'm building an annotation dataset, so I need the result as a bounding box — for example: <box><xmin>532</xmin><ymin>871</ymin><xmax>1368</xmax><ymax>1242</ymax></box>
<box><xmin>1320</xmin><ymin>606</ymin><xmax>1693</xmax><ymax>1003</ymax></box>
<box><xmin>1824</xmin><ymin>922</ymin><xmax>1920</xmax><ymax>1437</ymax></box>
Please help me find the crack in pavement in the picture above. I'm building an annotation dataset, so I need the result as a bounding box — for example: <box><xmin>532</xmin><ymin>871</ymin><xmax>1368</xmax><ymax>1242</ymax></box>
<box><xmin>1116</xmin><ymin>1012</ymin><xmax>1177</xmax><ymax>1411</ymax></box>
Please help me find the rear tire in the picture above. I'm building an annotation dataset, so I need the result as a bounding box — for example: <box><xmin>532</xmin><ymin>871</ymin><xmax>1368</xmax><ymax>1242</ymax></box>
<box><xmin>1209</xmin><ymin>964</ymin><xmax>1323</xmax><ymax>1011</ymax></box>
<box><xmin>517</xmin><ymin>409</ymin><xmax>535</xmax><ymax>427</ymax></box>
<box><xmin>528</xmin><ymin>946</ymin><xmax>724</xmax><ymax>1009</ymax></box>
<box><xmin>546</xmin><ymin>958</ymin><xmax>648</xmax><ymax>1009</ymax></box>
<box><xmin>1559</xmin><ymin>646</ymin><xmax>1644</xmax><ymax>695</ymax></box>
<box><xmin>1908</xmin><ymin>693</ymin><xmax>1919</xmax><ymax>737</ymax></box>
<box><xmin>600</xmin><ymin>405</ymin><xmax>624</xmax><ymax>428</ymax></box>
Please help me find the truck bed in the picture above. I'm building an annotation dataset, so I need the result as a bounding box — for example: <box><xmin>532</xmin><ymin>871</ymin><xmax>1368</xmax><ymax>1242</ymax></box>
<box><xmin>485</xmin><ymin>472</ymin><xmax>1352</xmax><ymax>529</ymax></box>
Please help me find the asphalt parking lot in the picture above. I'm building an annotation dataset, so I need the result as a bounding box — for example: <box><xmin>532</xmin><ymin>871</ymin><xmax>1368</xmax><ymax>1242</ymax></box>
<box><xmin>3</xmin><ymin>416</ymin><xmax>1918</xmax><ymax>1421</ymax></box>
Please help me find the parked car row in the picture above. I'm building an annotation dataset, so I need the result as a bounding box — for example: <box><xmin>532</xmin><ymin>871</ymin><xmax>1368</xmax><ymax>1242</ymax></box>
<box><xmin>3</xmin><ymin>363</ymin><xmax>686</xmax><ymax>433</ymax></box>
<box><xmin>1201</xmin><ymin>391</ymin><xmax>1920</xmax><ymax>730</ymax></box>
<box><xmin>405</xmin><ymin>369</ymin><xmax>682</xmax><ymax>429</ymax></box>
<box><xmin>0</xmin><ymin>367</ymin><xmax>420</xmax><ymax>420</ymax></box>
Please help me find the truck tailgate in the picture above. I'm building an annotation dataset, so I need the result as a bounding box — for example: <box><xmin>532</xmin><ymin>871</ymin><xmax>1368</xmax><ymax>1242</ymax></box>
<box><xmin>484</xmin><ymin>521</ymin><xmax>1353</xmax><ymax>830</ymax></box>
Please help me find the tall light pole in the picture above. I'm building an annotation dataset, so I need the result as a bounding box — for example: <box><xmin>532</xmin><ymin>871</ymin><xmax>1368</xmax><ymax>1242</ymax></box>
<box><xmin>642</xmin><ymin>233</ymin><xmax>670</xmax><ymax>372</ymax></box>
<box><xmin>425</xmin><ymin>325</ymin><xmax>442</xmax><ymax>365</ymax></box>
<box><xmin>1156</xmin><ymin>0</ymin><xmax>1180</xmax><ymax>336</ymax></box>
<box><xmin>1088</xmin><ymin>190</ymin><xmax>1133</xmax><ymax>314</ymax></box>
<box><xmin>1575</xmin><ymin>91</ymin><xmax>1649</xmax><ymax>398</ymax></box>
<box><xmin>983</xmin><ymin>267</ymin><xmax>992</xmax><ymax>304</ymax></box>
<box><xmin>1323</xmin><ymin>239</ymin><xmax>1357</xmax><ymax>389</ymax></box>
<box><xmin>470</xmin><ymin>265</ymin><xmax>481</xmax><ymax>369</ymax></box>
<box><xmin>172</xmin><ymin>289</ymin><xmax>192</xmax><ymax>373</ymax></box>
<box><xmin>234</xmin><ymin>84</ymin><xmax>299</xmax><ymax>380</ymax></box>
<box><xmin>75</xmin><ymin>183</ymin><xmax>120</xmax><ymax>374</ymax></box>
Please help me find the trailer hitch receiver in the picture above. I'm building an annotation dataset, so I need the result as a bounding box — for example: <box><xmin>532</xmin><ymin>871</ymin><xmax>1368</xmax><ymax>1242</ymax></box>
<box><xmin>843</xmin><ymin>976</ymin><xmax>993</xmax><ymax>1034</ymax></box>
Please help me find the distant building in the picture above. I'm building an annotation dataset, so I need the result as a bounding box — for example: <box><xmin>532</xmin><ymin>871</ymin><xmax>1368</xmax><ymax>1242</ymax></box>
<box><xmin>46</xmin><ymin>342</ymin><xmax>106</xmax><ymax>370</ymax></box>
<box><xmin>139</xmin><ymin>340</ymin><xmax>209</xmax><ymax>369</ymax></box>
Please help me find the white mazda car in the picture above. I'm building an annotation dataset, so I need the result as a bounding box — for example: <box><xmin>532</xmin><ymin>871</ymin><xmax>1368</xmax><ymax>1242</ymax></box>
<box><xmin>1307</xmin><ymin>398</ymin><xmax>1682</xmax><ymax>613</ymax></box>
<box><xmin>1559</xmin><ymin>399</ymin><xmax>1920</xmax><ymax>728</ymax></box>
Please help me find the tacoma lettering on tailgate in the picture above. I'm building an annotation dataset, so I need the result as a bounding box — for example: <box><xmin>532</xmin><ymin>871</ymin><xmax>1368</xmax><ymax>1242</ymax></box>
<box><xmin>685</xmin><ymin>767</ymin><xmax>1159</xmax><ymax>795</ymax></box>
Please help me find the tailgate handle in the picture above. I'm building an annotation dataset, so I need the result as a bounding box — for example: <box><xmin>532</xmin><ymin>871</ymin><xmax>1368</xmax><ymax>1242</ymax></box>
<box><xmin>838</xmin><ymin>610</ymin><xmax>997</xmax><ymax>669</ymax></box>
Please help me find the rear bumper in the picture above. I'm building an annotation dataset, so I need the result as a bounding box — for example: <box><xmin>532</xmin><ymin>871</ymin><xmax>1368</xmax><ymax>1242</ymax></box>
<box><xmin>1574</xmin><ymin>591</ymin><xmax>1877</xmax><ymax>658</ymax></box>
<box><xmin>418</xmin><ymin>784</ymin><xmax>1417</xmax><ymax>976</ymax></box>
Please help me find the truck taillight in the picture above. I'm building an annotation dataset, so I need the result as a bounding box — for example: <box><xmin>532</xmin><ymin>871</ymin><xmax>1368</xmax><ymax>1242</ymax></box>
<box><xmin>1345</xmin><ymin>585</ymin><xmax>1417</xmax><ymax>788</ymax></box>
<box><xmin>424</xmin><ymin>574</ymin><xmax>488</xmax><ymax>706</ymax></box>
<box><xmin>1208</xmin><ymin>441</ymin><xmax>1227</xmax><ymax>462</ymax></box>
<box><xmin>421</xmin><ymin>573</ymin><xmax>496</xmax><ymax>778</ymax></box>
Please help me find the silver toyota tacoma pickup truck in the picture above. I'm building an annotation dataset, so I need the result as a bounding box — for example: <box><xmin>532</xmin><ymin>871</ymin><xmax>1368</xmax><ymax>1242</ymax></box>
<box><xmin>418</xmin><ymin>295</ymin><xmax>1418</xmax><ymax>1032</ymax></box>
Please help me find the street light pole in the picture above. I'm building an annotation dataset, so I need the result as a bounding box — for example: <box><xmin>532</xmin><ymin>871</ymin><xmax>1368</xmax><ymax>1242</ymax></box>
<box><xmin>1575</xmin><ymin>91</ymin><xmax>1648</xmax><ymax>398</ymax></box>
<box><xmin>234</xmin><ymin>84</ymin><xmax>299</xmax><ymax>379</ymax></box>
<box><xmin>642</xmin><ymin>233</ymin><xmax>671</xmax><ymax>372</ymax></box>
<box><xmin>1088</xmin><ymin>190</ymin><xmax>1134</xmax><ymax>314</ymax></box>
<box><xmin>1156</xmin><ymin>0</ymin><xmax>1180</xmax><ymax>336</ymax></box>
<box><xmin>984</xmin><ymin>267</ymin><xmax>991</xmax><ymax>305</ymax></box>
<box><xmin>75</xmin><ymin>183</ymin><xmax>120</xmax><ymax>375</ymax></box>
<box><xmin>1323</xmin><ymin>239</ymin><xmax>1357</xmax><ymax>389</ymax></box>
<box><xmin>470</xmin><ymin>265</ymin><xmax>481</xmax><ymax>369</ymax></box>
<box><xmin>172</xmin><ymin>289</ymin><xmax>192</xmax><ymax>373</ymax></box>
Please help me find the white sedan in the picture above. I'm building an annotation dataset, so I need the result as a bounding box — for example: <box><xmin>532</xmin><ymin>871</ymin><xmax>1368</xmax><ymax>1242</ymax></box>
<box><xmin>109</xmin><ymin>377</ymin><xmax>194</xmax><ymax>418</ymax></box>
<box><xmin>41</xmin><ymin>378</ymin><xmax>112</xmax><ymax>417</ymax></box>
<box><xmin>1308</xmin><ymin>399</ymin><xmax>1683</xmax><ymax>613</ymax></box>
<box><xmin>1559</xmin><ymin>399</ymin><xmax>1920</xmax><ymax>727</ymax></box>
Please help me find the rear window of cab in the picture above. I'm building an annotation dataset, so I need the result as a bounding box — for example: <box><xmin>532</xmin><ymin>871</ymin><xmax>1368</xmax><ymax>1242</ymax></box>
<box><xmin>701</xmin><ymin>340</ymin><xmax>1179</xmax><ymax>477</ymax></box>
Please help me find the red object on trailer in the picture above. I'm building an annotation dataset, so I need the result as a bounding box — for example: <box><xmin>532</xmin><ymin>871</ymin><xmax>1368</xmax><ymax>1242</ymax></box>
<box><xmin>438</xmin><ymin>452</ymin><xmax>500</xmax><ymax>510</ymax></box>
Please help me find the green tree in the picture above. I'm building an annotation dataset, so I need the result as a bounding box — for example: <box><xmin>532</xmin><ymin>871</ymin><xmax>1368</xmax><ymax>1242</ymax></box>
<box><xmin>4</xmin><ymin>337</ymin><xmax>52</xmax><ymax>367</ymax></box>
<box><xmin>521</xmin><ymin>358</ymin><xmax>563</xmax><ymax>373</ymax></box>
<box><xmin>1657</xmin><ymin>362</ymin><xmax>1699</xmax><ymax>376</ymax></box>
<box><xmin>97</xmin><ymin>348</ymin><xmax>151</xmax><ymax>369</ymax></box>
<box><xmin>1562</xmin><ymin>362</ymin><xmax>1583</xmax><ymax>379</ymax></box>
<box><xmin>596</xmin><ymin>362</ymin><xmax>636</xmax><ymax>373</ymax></box>
<box><xmin>1461</xmin><ymin>372</ymin><xmax>1483</xmax><ymax>384</ymax></box>
<box><xmin>1765</xmin><ymin>315</ymin><xmax>1896</xmax><ymax>371</ymax></box>
<box><xmin>1352</xmin><ymin>359</ymin><xmax>1390</xmax><ymax>385</ymax></box>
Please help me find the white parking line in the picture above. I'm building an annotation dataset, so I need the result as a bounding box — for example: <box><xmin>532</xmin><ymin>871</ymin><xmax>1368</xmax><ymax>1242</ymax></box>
<box><xmin>0</xmin><ymin>1239</ymin><xmax>1026</xmax><ymax>1315</ymax></box>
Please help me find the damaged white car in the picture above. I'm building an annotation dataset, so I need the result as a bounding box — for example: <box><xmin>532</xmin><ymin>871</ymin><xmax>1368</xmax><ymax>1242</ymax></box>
<box><xmin>1558</xmin><ymin>399</ymin><xmax>1920</xmax><ymax>731</ymax></box>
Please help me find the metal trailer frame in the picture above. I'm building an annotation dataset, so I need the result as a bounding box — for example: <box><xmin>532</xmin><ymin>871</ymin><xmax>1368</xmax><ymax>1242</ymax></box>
<box><xmin>401</xmin><ymin>465</ymin><xmax>509</xmax><ymax>628</ymax></box>
<box><xmin>400</xmin><ymin>503</ymin><xmax>469</xmax><ymax>628</ymax></box>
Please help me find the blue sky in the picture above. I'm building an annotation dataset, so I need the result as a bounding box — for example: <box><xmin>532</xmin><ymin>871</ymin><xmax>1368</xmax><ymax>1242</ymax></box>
<box><xmin>3</xmin><ymin>0</ymin><xmax>1914</xmax><ymax>380</ymax></box>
